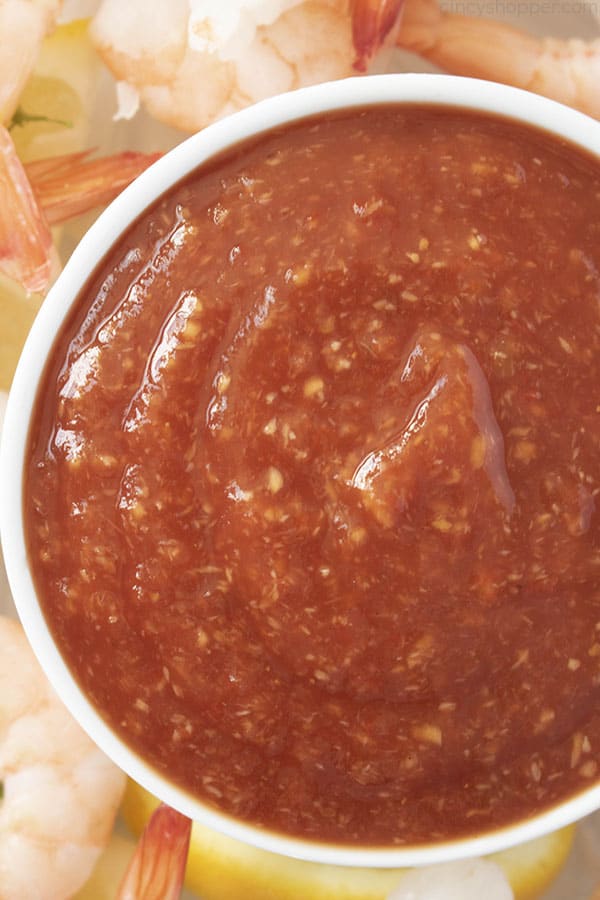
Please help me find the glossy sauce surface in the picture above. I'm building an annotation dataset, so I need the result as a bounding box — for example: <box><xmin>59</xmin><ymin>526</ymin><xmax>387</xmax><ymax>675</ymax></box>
<box><xmin>26</xmin><ymin>107</ymin><xmax>600</xmax><ymax>844</ymax></box>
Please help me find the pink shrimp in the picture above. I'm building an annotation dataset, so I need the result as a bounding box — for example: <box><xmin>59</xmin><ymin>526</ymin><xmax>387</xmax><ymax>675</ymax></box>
<box><xmin>90</xmin><ymin>0</ymin><xmax>406</xmax><ymax>133</ymax></box>
<box><xmin>0</xmin><ymin>125</ymin><xmax>159</xmax><ymax>295</ymax></box>
<box><xmin>0</xmin><ymin>616</ymin><xmax>125</xmax><ymax>900</ymax></box>
<box><xmin>351</xmin><ymin>0</ymin><xmax>406</xmax><ymax>70</ymax></box>
<box><xmin>0</xmin><ymin>125</ymin><xmax>53</xmax><ymax>294</ymax></box>
<box><xmin>396</xmin><ymin>0</ymin><xmax>600</xmax><ymax>119</ymax></box>
<box><xmin>25</xmin><ymin>148</ymin><xmax>162</xmax><ymax>225</ymax></box>
<box><xmin>117</xmin><ymin>804</ymin><xmax>192</xmax><ymax>900</ymax></box>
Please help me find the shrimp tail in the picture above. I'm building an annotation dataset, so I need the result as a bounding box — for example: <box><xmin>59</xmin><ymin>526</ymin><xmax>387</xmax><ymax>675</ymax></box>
<box><xmin>396</xmin><ymin>0</ymin><xmax>600</xmax><ymax>120</ymax></box>
<box><xmin>117</xmin><ymin>803</ymin><xmax>192</xmax><ymax>900</ymax></box>
<box><xmin>0</xmin><ymin>142</ymin><xmax>159</xmax><ymax>295</ymax></box>
<box><xmin>396</xmin><ymin>0</ymin><xmax>541</xmax><ymax>84</ymax></box>
<box><xmin>0</xmin><ymin>124</ymin><xmax>53</xmax><ymax>294</ymax></box>
<box><xmin>27</xmin><ymin>149</ymin><xmax>161</xmax><ymax>225</ymax></box>
<box><xmin>351</xmin><ymin>0</ymin><xmax>406</xmax><ymax>71</ymax></box>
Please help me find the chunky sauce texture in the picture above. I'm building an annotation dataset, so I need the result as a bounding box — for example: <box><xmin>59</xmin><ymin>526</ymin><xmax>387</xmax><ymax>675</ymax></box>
<box><xmin>26</xmin><ymin>107</ymin><xmax>600</xmax><ymax>845</ymax></box>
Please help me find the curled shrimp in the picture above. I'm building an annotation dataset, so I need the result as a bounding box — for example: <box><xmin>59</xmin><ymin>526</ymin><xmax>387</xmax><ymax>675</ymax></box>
<box><xmin>90</xmin><ymin>0</ymin><xmax>405</xmax><ymax>133</ymax></box>
<box><xmin>0</xmin><ymin>0</ymin><xmax>63</xmax><ymax>124</ymax></box>
<box><xmin>0</xmin><ymin>123</ymin><xmax>159</xmax><ymax>294</ymax></box>
<box><xmin>0</xmin><ymin>615</ymin><xmax>125</xmax><ymax>900</ymax></box>
<box><xmin>396</xmin><ymin>0</ymin><xmax>600</xmax><ymax>119</ymax></box>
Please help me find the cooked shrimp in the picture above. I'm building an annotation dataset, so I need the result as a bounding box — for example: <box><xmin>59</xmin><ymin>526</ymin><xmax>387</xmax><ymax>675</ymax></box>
<box><xmin>90</xmin><ymin>0</ymin><xmax>404</xmax><ymax>133</ymax></box>
<box><xmin>351</xmin><ymin>0</ymin><xmax>405</xmax><ymax>69</ymax></box>
<box><xmin>0</xmin><ymin>124</ymin><xmax>54</xmax><ymax>293</ymax></box>
<box><xmin>396</xmin><ymin>0</ymin><xmax>600</xmax><ymax>119</ymax></box>
<box><xmin>0</xmin><ymin>0</ymin><xmax>63</xmax><ymax>124</ymax></box>
<box><xmin>26</xmin><ymin>147</ymin><xmax>162</xmax><ymax>225</ymax></box>
<box><xmin>387</xmin><ymin>859</ymin><xmax>514</xmax><ymax>900</ymax></box>
<box><xmin>117</xmin><ymin>804</ymin><xmax>191</xmax><ymax>900</ymax></box>
<box><xmin>0</xmin><ymin>122</ymin><xmax>159</xmax><ymax>293</ymax></box>
<box><xmin>0</xmin><ymin>615</ymin><xmax>126</xmax><ymax>900</ymax></box>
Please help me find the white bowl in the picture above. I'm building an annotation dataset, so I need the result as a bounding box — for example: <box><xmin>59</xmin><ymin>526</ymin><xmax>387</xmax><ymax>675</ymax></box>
<box><xmin>2</xmin><ymin>73</ymin><xmax>600</xmax><ymax>869</ymax></box>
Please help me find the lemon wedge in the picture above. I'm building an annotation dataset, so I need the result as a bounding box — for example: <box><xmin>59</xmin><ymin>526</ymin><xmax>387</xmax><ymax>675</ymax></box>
<box><xmin>491</xmin><ymin>827</ymin><xmax>575</xmax><ymax>900</ymax></box>
<box><xmin>73</xmin><ymin>833</ymin><xmax>137</xmax><ymax>900</ymax></box>
<box><xmin>10</xmin><ymin>18</ymin><xmax>100</xmax><ymax>163</ymax></box>
<box><xmin>121</xmin><ymin>779</ymin><xmax>574</xmax><ymax>900</ymax></box>
<box><xmin>0</xmin><ymin>275</ymin><xmax>42</xmax><ymax>391</ymax></box>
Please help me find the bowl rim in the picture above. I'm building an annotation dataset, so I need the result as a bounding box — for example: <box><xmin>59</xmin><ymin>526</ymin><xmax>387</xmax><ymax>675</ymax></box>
<box><xmin>2</xmin><ymin>72</ymin><xmax>600</xmax><ymax>869</ymax></box>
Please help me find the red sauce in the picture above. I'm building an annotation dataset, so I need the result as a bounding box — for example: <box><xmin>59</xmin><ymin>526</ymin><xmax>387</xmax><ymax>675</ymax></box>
<box><xmin>26</xmin><ymin>106</ymin><xmax>600</xmax><ymax>845</ymax></box>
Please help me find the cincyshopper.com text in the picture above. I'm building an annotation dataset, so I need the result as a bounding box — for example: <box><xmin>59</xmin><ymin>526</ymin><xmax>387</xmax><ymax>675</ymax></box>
<box><xmin>441</xmin><ymin>0</ymin><xmax>598</xmax><ymax>15</ymax></box>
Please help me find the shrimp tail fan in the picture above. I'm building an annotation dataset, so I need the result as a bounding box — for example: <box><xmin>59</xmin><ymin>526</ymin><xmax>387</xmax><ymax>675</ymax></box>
<box><xmin>0</xmin><ymin>125</ymin><xmax>53</xmax><ymax>294</ymax></box>
<box><xmin>117</xmin><ymin>803</ymin><xmax>192</xmax><ymax>900</ymax></box>
<box><xmin>351</xmin><ymin>0</ymin><xmax>406</xmax><ymax>70</ymax></box>
<box><xmin>0</xmin><ymin>138</ymin><xmax>159</xmax><ymax>295</ymax></box>
<box><xmin>26</xmin><ymin>149</ymin><xmax>161</xmax><ymax>225</ymax></box>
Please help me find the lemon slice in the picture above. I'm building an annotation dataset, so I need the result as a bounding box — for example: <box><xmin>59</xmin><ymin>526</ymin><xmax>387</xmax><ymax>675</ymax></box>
<box><xmin>10</xmin><ymin>19</ymin><xmax>100</xmax><ymax>163</ymax></box>
<box><xmin>121</xmin><ymin>780</ymin><xmax>575</xmax><ymax>900</ymax></box>
<box><xmin>73</xmin><ymin>833</ymin><xmax>137</xmax><ymax>900</ymax></box>
<box><xmin>0</xmin><ymin>275</ymin><xmax>43</xmax><ymax>391</ymax></box>
<box><xmin>491</xmin><ymin>827</ymin><xmax>575</xmax><ymax>900</ymax></box>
